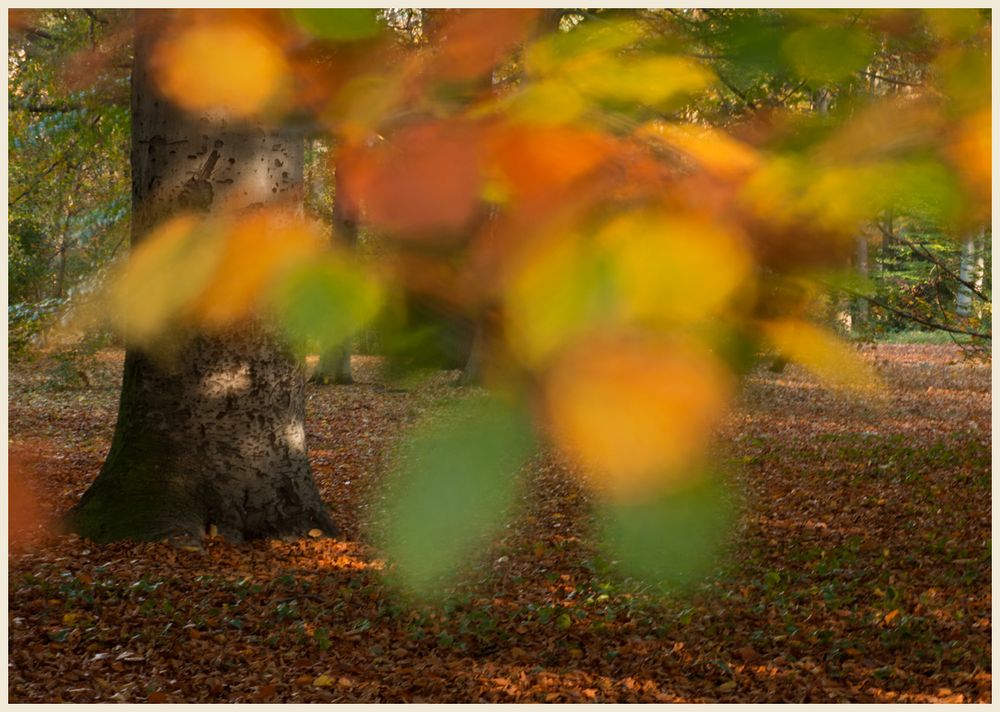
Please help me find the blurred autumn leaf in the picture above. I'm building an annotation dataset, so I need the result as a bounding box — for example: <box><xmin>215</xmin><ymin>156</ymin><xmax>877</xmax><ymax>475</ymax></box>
<box><xmin>428</xmin><ymin>9</ymin><xmax>541</xmax><ymax>82</ymax></box>
<box><xmin>188</xmin><ymin>212</ymin><xmax>326</xmax><ymax>329</ymax></box>
<box><xmin>268</xmin><ymin>256</ymin><xmax>384</xmax><ymax>357</ymax></box>
<box><xmin>377</xmin><ymin>397</ymin><xmax>536</xmax><ymax>598</ymax></box>
<box><xmin>599</xmin><ymin>473</ymin><xmax>734</xmax><ymax>591</ymax></box>
<box><xmin>782</xmin><ymin>24</ymin><xmax>875</xmax><ymax>83</ymax></box>
<box><xmin>291</xmin><ymin>9</ymin><xmax>381</xmax><ymax>42</ymax></box>
<box><xmin>761</xmin><ymin>318</ymin><xmax>882</xmax><ymax>393</ymax></box>
<box><xmin>151</xmin><ymin>18</ymin><xmax>291</xmax><ymax>118</ymax></box>
<box><xmin>9</xmin><ymin>451</ymin><xmax>44</xmax><ymax>550</ymax></box>
<box><xmin>543</xmin><ymin>334</ymin><xmax>733</xmax><ymax>501</ymax></box>
<box><xmin>340</xmin><ymin>121</ymin><xmax>484</xmax><ymax>237</ymax></box>
<box><xmin>108</xmin><ymin>215</ymin><xmax>225</xmax><ymax>346</ymax></box>
<box><xmin>486</xmin><ymin>124</ymin><xmax>615</xmax><ymax>203</ymax></box>
<box><xmin>108</xmin><ymin>211</ymin><xmax>334</xmax><ymax>344</ymax></box>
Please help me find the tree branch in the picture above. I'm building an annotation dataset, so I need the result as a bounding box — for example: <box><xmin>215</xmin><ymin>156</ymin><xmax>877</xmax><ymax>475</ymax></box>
<box><xmin>9</xmin><ymin>101</ymin><xmax>86</xmax><ymax>114</ymax></box>
<box><xmin>715</xmin><ymin>69</ymin><xmax>758</xmax><ymax>112</ymax></box>
<box><xmin>876</xmin><ymin>222</ymin><xmax>990</xmax><ymax>303</ymax></box>
<box><xmin>824</xmin><ymin>281</ymin><xmax>990</xmax><ymax>340</ymax></box>
<box><xmin>861</xmin><ymin>70</ymin><xmax>922</xmax><ymax>88</ymax></box>
<box><xmin>83</xmin><ymin>9</ymin><xmax>108</xmax><ymax>25</ymax></box>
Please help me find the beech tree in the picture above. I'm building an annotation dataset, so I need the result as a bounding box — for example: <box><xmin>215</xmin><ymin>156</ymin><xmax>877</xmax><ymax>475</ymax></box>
<box><xmin>68</xmin><ymin>15</ymin><xmax>336</xmax><ymax>544</ymax></box>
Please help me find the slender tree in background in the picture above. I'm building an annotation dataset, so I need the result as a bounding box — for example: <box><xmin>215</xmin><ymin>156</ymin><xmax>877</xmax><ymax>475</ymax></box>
<box><xmin>956</xmin><ymin>232</ymin><xmax>979</xmax><ymax>318</ymax></box>
<box><xmin>68</xmin><ymin>14</ymin><xmax>336</xmax><ymax>543</ymax></box>
<box><xmin>312</xmin><ymin>164</ymin><xmax>359</xmax><ymax>385</ymax></box>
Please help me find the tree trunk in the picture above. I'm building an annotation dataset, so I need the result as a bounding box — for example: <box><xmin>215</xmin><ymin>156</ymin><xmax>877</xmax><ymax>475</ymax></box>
<box><xmin>853</xmin><ymin>233</ymin><xmax>869</xmax><ymax>327</ymax></box>
<box><xmin>312</xmin><ymin>162</ymin><xmax>358</xmax><ymax>385</ymax></box>
<box><xmin>68</xmin><ymin>15</ymin><xmax>336</xmax><ymax>544</ymax></box>
<box><xmin>974</xmin><ymin>233</ymin><xmax>985</xmax><ymax>294</ymax></box>
<box><xmin>956</xmin><ymin>233</ymin><xmax>976</xmax><ymax>317</ymax></box>
<box><xmin>458</xmin><ymin>325</ymin><xmax>484</xmax><ymax>386</ymax></box>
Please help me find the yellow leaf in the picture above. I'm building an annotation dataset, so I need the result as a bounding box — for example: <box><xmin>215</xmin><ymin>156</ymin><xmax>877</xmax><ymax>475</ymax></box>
<box><xmin>597</xmin><ymin>209</ymin><xmax>753</xmax><ymax>326</ymax></box>
<box><xmin>506</xmin><ymin>80</ymin><xmax>587</xmax><ymax>126</ymax></box>
<box><xmin>62</xmin><ymin>612</ymin><xmax>81</xmax><ymax>626</ymax></box>
<box><xmin>313</xmin><ymin>674</ymin><xmax>335</xmax><ymax>688</ymax></box>
<box><xmin>800</xmin><ymin>162</ymin><xmax>899</xmax><ymax>233</ymax></box>
<box><xmin>638</xmin><ymin>121</ymin><xmax>760</xmax><ymax>179</ymax></box>
<box><xmin>761</xmin><ymin>319</ymin><xmax>880</xmax><ymax>392</ymax></box>
<box><xmin>566</xmin><ymin>54</ymin><xmax>714</xmax><ymax>106</ymax></box>
<box><xmin>503</xmin><ymin>228</ymin><xmax>600</xmax><ymax>366</ymax></box>
<box><xmin>741</xmin><ymin>157</ymin><xmax>899</xmax><ymax>234</ymax></box>
<box><xmin>151</xmin><ymin>19</ymin><xmax>290</xmax><ymax>118</ymax></box>
<box><xmin>109</xmin><ymin>215</ymin><xmax>225</xmax><ymax>346</ymax></box>
<box><xmin>504</xmin><ymin>209</ymin><xmax>752</xmax><ymax>366</ymax></box>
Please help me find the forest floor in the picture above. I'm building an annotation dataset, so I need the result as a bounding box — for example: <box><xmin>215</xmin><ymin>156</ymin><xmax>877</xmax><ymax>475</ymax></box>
<box><xmin>7</xmin><ymin>344</ymin><xmax>992</xmax><ymax>702</ymax></box>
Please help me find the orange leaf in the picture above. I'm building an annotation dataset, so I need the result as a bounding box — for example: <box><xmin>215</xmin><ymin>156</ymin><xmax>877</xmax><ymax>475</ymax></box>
<box><xmin>543</xmin><ymin>333</ymin><xmax>732</xmax><ymax>500</ymax></box>
<box><xmin>486</xmin><ymin>123</ymin><xmax>616</xmax><ymax>203</ymax></box>
<box><xmin>188</xmin><ymin>210</ymin><xmax>326</xmax><ymax>329</ymax></box>
<box><xmin>340</xmin><ymin>120</ymin><xmax>483</xmax><ymax>237</ymax></box>
<box><xmin>254</xmin><ymin>684</ymin><xmax>277</xmax><ymax>701</ymax></box>
<box><xmin>429</xmin><ymin>10</ymin><xmax>541</xmax><ymax>81</ymax></box>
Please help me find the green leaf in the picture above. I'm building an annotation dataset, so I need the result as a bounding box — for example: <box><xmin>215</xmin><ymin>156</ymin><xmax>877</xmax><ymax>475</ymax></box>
<box><xmin>782</xmin><ymin>24</ymin><xmax>874</xmax><ymax>83</ymax></box>
<box><xmin>268</xmin><ymin>257</ymin><xmax>383</xmax><ymax>356</ymax></box>
<box><xmin>524</xmin><ymin>17</ymin><xmax>643</xmax><ymax>76</ymax></box>
<box><xmin>291</xmin><ymin>9</ymin><xmax>380</xmax><ymax>42</ymax></box>
<box><xmin>600</xmin><ymin>475</ymin><xmax>734</xmax><ymax>591</ymax></box>
<box><xmin>378</xmin><ymin>397</ymin><xmax>536</xmax><ymax>597</ymax></box>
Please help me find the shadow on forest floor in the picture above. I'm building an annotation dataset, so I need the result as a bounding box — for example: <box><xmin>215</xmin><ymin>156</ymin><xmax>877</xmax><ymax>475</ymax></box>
<box><xmin>7</xmin><ymin>345</ymin><xmax>991</xmax><ymax>702</ymax></box>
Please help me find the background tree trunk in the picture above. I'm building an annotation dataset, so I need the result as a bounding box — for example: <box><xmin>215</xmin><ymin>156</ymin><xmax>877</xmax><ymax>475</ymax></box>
<box><xmin>312</xmin><ymin>162</ymin><xmax>358</xmax><ymax>385</ymax></box>
<box><xmin>956</xmin><ymin>233</ymin><xmax>977</xmax><ymax>317</ymax></box>
<box><xmin>853</xmin><ymin>232</ymin><xmax>869</xmax><ymax>327</ymax></box>
<box><xmin>68</xmin><ymin>15</ymin><xmax>336</xmax><ymax>544</ymax></box>
<box><xmin>974</xmin><ymin>231</ymin><xmax>985</xmax><ymax>294</ymax></box>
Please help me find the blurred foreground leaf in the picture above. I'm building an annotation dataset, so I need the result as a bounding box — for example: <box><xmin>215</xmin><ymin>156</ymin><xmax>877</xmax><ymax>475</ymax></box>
<box><xmin>379</xmin><ymin>398</ymin><xmax>536</xmax><ymax>597</ymax></box>
<box><xmin>600</xmin><ymin>474</ymin><xmax>733</xmax><ymax>591</ymax></box>
<box><xmin>268</xmin><ymin>256</ymin><xmax>382</xmax><ymax>356</ymax></box>
<box><xmin>762</xmin><ymin>318</ymin><xmax>881</xmax><ymax>392</ymax></box>
<box><xmin>544</xmin><ymin>334</ymin><xmax>733</xmax><ymax>501</ymax></box>
<box><xmin>291</xmin><ymin>9</ymin><xmax>380</xmax><ymax>41</ymax></box>
<box><xmin>109</xmin><ymin>215</ymin><xmax>224</xmax><ymax>346</ymax></box>
<box><xmin>151</xmin><ymin>19</ymin><xmax>291</xmax><ymax>118</ymax></box>
<box><xmin>782</xmin><ymin>24</ymin><xmax>874</xmax><ymax>83</ymax></box>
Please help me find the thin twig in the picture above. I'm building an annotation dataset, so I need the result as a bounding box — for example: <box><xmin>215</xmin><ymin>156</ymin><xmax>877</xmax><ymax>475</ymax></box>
<box><xmin>876</xmin><ymin>222</ymin><xmax>989</xmax><ymax>303</ymax></box>
<box><xmin>9</xmin><ymin>102</ymin><xmax>86</xmax><ymax>113</ymax></box>
<box><xmin>861</xmin><ymin>71</ymin><xmax>922</xmax><ymax>88</ymax></box>
<box><xmin>824</xmin><ymin>281</ymin><xmax>990</xmax><ymax>340</ymax></box>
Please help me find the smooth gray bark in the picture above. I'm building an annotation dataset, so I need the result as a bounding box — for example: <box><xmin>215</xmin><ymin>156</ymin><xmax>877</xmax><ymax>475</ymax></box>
<box><xmin>957</xmin><ymin>233</ymin><xmax>977</xmax><ymax>317</ymax></box>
